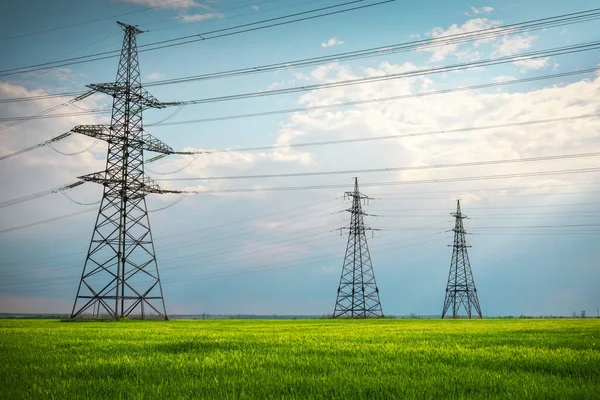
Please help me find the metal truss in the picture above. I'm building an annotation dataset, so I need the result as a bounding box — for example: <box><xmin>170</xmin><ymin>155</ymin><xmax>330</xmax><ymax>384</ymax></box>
<box><xmin>70</xmin><ymin>22</ymin><xmax>171</xmax><ymax>320</ymax></box>
<box><xmin>333</xmin><ymin>178</ymin><xmax>384</xmax><ymax>318</ymax></box>
<box><xmin>441</xmin><ymin>200</ymin><xmax>483</xmax><ymax>319</ymax></box>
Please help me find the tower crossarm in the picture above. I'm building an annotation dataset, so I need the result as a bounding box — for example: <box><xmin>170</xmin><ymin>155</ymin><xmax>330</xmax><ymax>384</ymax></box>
<box><xmin>87</xmin><ymin>83</ymin><xmax>165</xmax><ymax>109</ymax></box>
<box><xmin>72</xmin><ymin>125</ymin><xmax>174</xmax><ymax>154</ymax></box>
<box><xmin>78</xmin><ymin>172</ymin><xmax>163</xmax><ymax>194</ymax></box>
<box><xmin>142</xmin><ymin>132</ymin><xmax>174</xmax><ymax>154</ymax></box>
<box><xmin>72</xmin><ymin>125</ymin><xmax>113</xmax><ymax>142</ymax></box>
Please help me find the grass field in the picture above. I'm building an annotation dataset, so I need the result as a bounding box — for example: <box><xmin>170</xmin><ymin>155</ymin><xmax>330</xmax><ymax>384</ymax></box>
<box><xmin>0</xmin><ymin>319</ymin><xmax>599</xmax><ymax>399</ymax></box>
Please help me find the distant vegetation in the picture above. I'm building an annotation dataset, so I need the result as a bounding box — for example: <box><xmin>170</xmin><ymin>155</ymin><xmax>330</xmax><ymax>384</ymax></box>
<box><xmin>1</xmin><ymin>319</ymin><xmax>599</xmax><ymax>399</ymax></box>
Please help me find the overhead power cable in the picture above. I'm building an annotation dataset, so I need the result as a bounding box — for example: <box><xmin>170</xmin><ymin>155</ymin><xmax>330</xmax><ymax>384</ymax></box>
<box><xmin>2</xmin><ymin>6</ymin><xmax>599</xmax><ymax>96</ymax></box>
<box><xmin>151</xmin><ymin>67</ymin><xmax>600</xmax><ymax>126</ymax></box>
<box><xmin>0</xmin><ymin>208</ymin><xmax>95</xmax><ymax>235</ymax></box>
<box><xmin>4</xmin><ymin>112</ymin><xmax>597</xmax><ymax>165</ymax></box>
<box><xmin>0</xmin><ymin>181</ymin><xmax>84</xmax><ymax>209</ymax></box>
<box><xmin>469</xmin><ymin>223</ymin><xmax>600</xmax><ymax>230</ymax></box>
<box><xmin>153</xmin><ymin>113</ymin><xmax>599</xmax><ymax>161</ymax></box>
<box><xmin>0</xmin><ymin>0</ymin><xmax>199</xmax><ymax>42</ymax></box>
<box><xmin>0</xmin><ymin>110</ymin><xmax>109</xmax><ymax>122</ymax></box>
<box><xmin>0</xmin><ymin>91</ymin><xmax>95</xmax><ymax>133</ymax></box>
<box><xmin>0</xmin><ymin>90</ymin><xmax>90</xmax><ymax>104</ymax></box>
<box><xmin>160</xmin><ymin>167</ymin><xmax>600</xmax><ymax>194</ymax></box>
<box><xmin>166</xmin><ymin>42</ymin><xmax>600</xmax><ymax>106</ymax></box>
<box><xmin>161</xmin><ymin>111</ymin><xmax>599</xmax><ymax>157</ymax></box>
<box><xmin>185</xmin><ymin>113</ymin><xmax>600</xmax><ymax>154</ymax></box>
<box><xmin>373</xmin><ymin>202</ymin><xmax>600</xmax><ymax>212</ymax></box>
<box><xmin>48</xmin><ymin>139</ymin><xmax>101</xmax><ymax>156</ymax></box>
<box><xmin>0</xmin><ymin>132</ymin><xmax>73</xmax><ymax>161</ymax></box>
<box><xmin>0</xmin><ymin>0</ymin><xmax>392</xmax><ymax>78</ymax></box>
<box><xmin>154</xmin><ymin>151</ymin><xmax>600</xmax><ymax>181</ymax></box>
<box><xmin>143</xmin><ymin>12</ymin><xmax>600</xmax><ymax>89</ymax></box>
<box><xmin>7</xmin><ymin>53</ymin><xmax>599</xmax><ymax>128</ymax></box>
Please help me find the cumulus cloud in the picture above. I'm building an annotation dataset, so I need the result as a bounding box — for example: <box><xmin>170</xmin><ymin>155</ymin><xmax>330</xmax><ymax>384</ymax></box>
<box><xmin>121</xmin><ymin>0</ymin><xmax>202</xmax><ymax>9</ymax></box>
<box><xmin>265</xmin><ymin>60</ymin><xmax>600</xmax><ymax>203</ymax></box>
<box><xmin>321</xmin><ymin>37</ymin><xmax>344</xmax><ymax>48</ymax></box>
<box><xmin>492</xmin><ymin>75</ymin><xmax>517</xmax><ymax>83</ymax></box>
<box><xmin>465</xmin><ymin>6</ymin><xmax>494</xmax><ymax>16</ymax></box>
<box><xmin>419</xmin><ymin>18</ymin><xmax>501</xmax><ymax>62</ymax></box>
<box><xmin>493</xmin><ymin>34</ymin><xmax>537</xmax><ymax>56</ymax></box>
<box><xmin>513</xmin><ymin>57</ymin><xmax>550</xmax><ymax>72</ymax></box>
<box><xmin>180</xmin><ymin>11</ymin><xmax>223</xmax><ymax>23</ymax></box>
<box><xmin>146</xmin><ymin>72</ymin><xmax>164</xmax><ymax>81</ymax></box>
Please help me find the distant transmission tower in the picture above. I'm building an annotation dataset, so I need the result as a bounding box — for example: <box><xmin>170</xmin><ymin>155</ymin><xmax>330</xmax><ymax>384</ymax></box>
<box><xmin>70</xmin><ymin>22</ymin><xmax>174</xmax><ymax>320</ymax></box>
<box><xmin>441</xmin><ymin>200</ymin><xmax>482</xmax><ymax>319</ymax></box>
<box><xmin>333</xmin><ymin>178</ymin><xmax>383</xmax><ymax>318</ymax></box>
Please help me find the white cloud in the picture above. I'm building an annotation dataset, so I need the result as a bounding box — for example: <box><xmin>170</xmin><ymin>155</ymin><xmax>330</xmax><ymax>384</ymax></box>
<box><xmin>121</xmin><ymin>0</ymin><xmax>201</xmax><ymax>9</ymax></box>
<box><xmin>321</xmin><ymin>37</ymin><xmax>344</xmax><ymax>48</ymax></box>
<box><xmin>492</xmin><ymin>75</ymin><xmax>517</xmax><ymax>83</ymax></box>
<box><xmin>312</xmin><ymin>265</ymin><xmax>338</xmax><ymax>275</ymax></box>
<box><xmin>180</xmin><ymin>12</ymin><xmax>223</xmax><ymax>23</ymax></box>
<box><xmin>265</xmin><ymin>61</ymin><xmax>600</xmax><ymax>203</ymax></box>
<box><xmin>251</xmin><ymin>4</ymin><xmax>259</xmax><ymax>11</ymax></box>
<box><xmin>293</xmin><ymin>72</ymin><xmax>311</xmax><ymax>81</ymax></box>
<box><xmin>468</xmin><ymin>6</ymin><xmax>494</xmax><ymax>15</ymax></box>
<box><xmin>146</xmin><ymin>72</ymin><xmax>164</xmax><ymax>81</ymax></box>
<box><xmin>419</xmin><ymin>18</ymin><xmax>501</xmax><ymax>62</ymax></box>
<box><xmin>266</xmin><ymin>81</ymin><xmax>281</xmax><ymax>90</ymax></box>
<box><xmin>493</xmin><ymin>34</ymin><xmax>537</xmax><ymax>56</ymax></box>
<box><xmin>513</xmin><ymin>57</ymin><xmax>550</xmax><ymax>72</ymax></box>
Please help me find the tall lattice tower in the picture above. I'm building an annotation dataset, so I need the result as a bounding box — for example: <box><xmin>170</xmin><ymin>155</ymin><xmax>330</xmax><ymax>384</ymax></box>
<box><xmin>70</xmin><ymin>22</ymin><xmax>174</xmax><ymax>319</ymax></box>
<box><xmin>441</xmin><ymin>200</ymin><xmax>482</xmax><ymax>319</ymax></box>
<box><xmin>333</xmin><ymin>178</ymin><xmax>384</xmax><ymax>318</ymax></box>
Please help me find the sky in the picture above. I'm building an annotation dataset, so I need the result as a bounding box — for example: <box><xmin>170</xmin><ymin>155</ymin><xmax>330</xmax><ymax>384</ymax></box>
<box><xmin>0</xmin><ymin>0</ymin><xmax>599</xmax><ymax>317</ymax></box>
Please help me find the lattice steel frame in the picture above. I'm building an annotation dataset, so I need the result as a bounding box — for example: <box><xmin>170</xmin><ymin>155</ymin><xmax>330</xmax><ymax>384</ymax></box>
<box><xmin>333</xmin><ymin>178</ymin><xmax>384</xmax><ymax>318</ymax></box>
<box><xmin>71</xmin><ymin>22</ymin><xmax>172</xmax><ymax>319</ymax></box>
<box><xmin>441</xmin><ymin>200</ymin><xmax>482</xmax><ymax>319</ymax></box>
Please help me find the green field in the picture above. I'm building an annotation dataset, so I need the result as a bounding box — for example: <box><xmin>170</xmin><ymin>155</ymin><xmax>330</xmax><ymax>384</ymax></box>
<box><xmin>1</xmin><ymin>319</ymin><xmax>599</xmax><ymax>399</ymax></box>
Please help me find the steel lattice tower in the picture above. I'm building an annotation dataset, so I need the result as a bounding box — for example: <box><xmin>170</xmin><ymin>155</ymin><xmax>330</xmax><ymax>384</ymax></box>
<box><xmin>333</xmin><ymin>178</ymin><xmax>383</xmax><ymax>318</ymax></box>
<box><xmin>441</xmin><ymin>200</ymin><xmax>482</xmax><ymax>319</ymax></box>
<box><xmin>70</xmin><ymin>22</ymin><xmax>174</xmax><ymax>319</ymax></box>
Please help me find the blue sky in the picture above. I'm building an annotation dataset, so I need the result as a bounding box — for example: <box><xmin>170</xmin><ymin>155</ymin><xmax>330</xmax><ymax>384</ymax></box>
<box><xmin>0</xmin><ymin>0</ymin><xmax>599</xmax><ymax>316</ymax></box>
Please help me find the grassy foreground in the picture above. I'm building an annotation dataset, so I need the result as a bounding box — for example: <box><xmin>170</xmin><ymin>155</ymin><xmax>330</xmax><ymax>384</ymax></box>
<box><xmin>0</xmin><ymin>319</ymin><xmax>599</xmax><ymax>399</ymax></box>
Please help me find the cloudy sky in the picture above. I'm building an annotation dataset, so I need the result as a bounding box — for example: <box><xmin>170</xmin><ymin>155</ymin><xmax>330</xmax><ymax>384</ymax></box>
<box><xmin>0</xmin><ymin>0</ymin><xmax>599</xmax><ymax>317</ymax></box>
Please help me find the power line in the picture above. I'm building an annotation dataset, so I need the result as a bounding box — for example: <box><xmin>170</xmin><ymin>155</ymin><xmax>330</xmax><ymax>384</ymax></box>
<box><xmin>469</xmin><ymin>223</ymin><xmax>600</xmax><ymax>229</ymax></box>
<box><xmin>0</xmin><ymin>181</ymin><xmax>84</xmax><ymax>209</ymax></box>
<box><xmin>0</xmin><ymin>110</ymin><xmax>109</xmax><ymax>122</ymax></box>
<box><xmin>3</xmin><ymin>112</ymin><xmax>597</xmax><ymax>163</ymax></box>
<box><xmin>0</xmin><ymin>91</ymin><xmax>95</xmax><ymax>133</ymax></box>
<box><xmin>155</xmin><ymin>113</ymin><xmax>600</xmax><ymax>153</ymax></box>
<box><xmin>142</xmin><ymin>11</ymin><xmax>600</xmax><ymax>88</ymax></box>
<box><xmin>0</xmin><ymin>91</ymin><xmax>89</xmax><ymax>104</ymax></box>
<box><xmin>3</xmin><ymin>165</ymin><xmax>598</xmax><ymax>212</ymax></box>
<box><xmin>373</xmin><ymin>202</ymin><xmax>600</xmax><ymax>211</ymax></box>
<box><xmin>0</xmin><ymin>0</ymin><xmax>392</xmax><ymax>77</ymax></box>
<box><xmin>151</xmin><ymin>67</ymin><xmax>600</xmax><ymax>126</ymax></box>
<box><xmin>0</xmin><ymin>198</ymin><xmax>340</xmax><ymax>271</ymax></box>
<box><xmin>6</xmin><ymin>58</ymin><xmax>599</xmax><ymax>129</ymax></box>
<box><xmin>167</xmin><ymin>42</ymin><xmax>600</xmax><ymax>106</ymax></box>
<box><xmin>161</xmin><ymin>167</ymin><xmax>600</xmax><ymax>194</ymax></box>
<box><xmin>0</xmin><ymin>0</ymin><xmax>196</xmax><ymax>42</ymax></box>
<box><xmin>3</xmin><ymin>6</ymin><xmax>599</xmax><ymax>94</ymax></box>
<box><xmin>0</xmin><ymin>208</ymin><xmax>95</xmax><ymax>235</ymax></box>
<box><xmin>154</xmin><ymin>151</ymin><xmax>600</xmax><ymax>181</ymax></box>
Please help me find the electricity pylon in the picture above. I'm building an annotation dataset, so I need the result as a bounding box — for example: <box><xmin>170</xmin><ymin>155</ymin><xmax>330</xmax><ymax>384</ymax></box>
<box><xmin>333</xmin><ymin>177</ymin><xmax>383</xmax><ymax>318</ymax></box>
<box><xmin>70</xmin><ymin>22</ymin><xmax>174</xmax><ymax>319</ymax></box>
<box><xmin>441</xmin><ymin>200</ymin><xmax>482</xmax><ymax>319</ymax></box>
